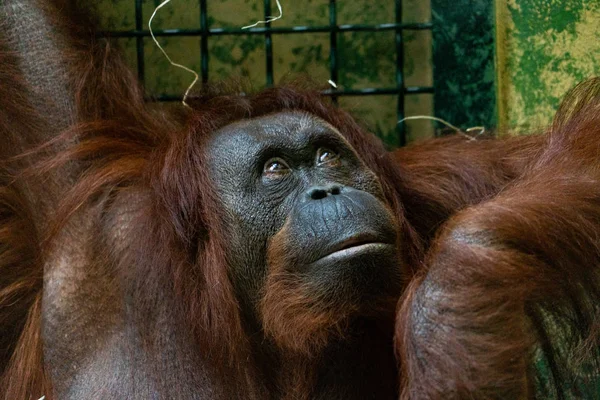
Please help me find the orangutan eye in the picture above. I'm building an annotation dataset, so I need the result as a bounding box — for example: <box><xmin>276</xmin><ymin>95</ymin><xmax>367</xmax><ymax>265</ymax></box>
<box><xmin>263</xmin><ymin>158</ymin><xmax>290</xmax><ymax>175</ymax></box>
<box><xmin>316</xmin><ymin>148</ymin><xmax>340</xmax><ymax>166</ymax></box>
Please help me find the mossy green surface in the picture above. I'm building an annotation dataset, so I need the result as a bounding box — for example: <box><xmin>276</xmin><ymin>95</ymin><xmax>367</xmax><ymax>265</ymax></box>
<box><xmin>431</xmin><ymin>0</ymin><xmax>497</xmax><ymax>132</ymax></box>
<box><xmin>497</xmin><ymin>0</ymin><xmax>600</xmax><ymax>132</ymax></box>
<box><xmin>93</xmin><ymin>0</ymin><xmax>434</xmax><ymax>147</ymax></box>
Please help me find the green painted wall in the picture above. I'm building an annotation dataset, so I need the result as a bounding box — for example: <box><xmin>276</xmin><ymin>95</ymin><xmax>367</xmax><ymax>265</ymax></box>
<box><xmin>432</xmin><ymin>0</ymin><xmax>497</xmax><ymax>131</ymax></box>
<box><xmin>496</xmin><ymin>0</ymin><xmax>600</xmax><ymax>132</ymax></box>
<box><xmin>496</xmin><ymin>4</ymin><xmax>600</xmax><ymax>395</ymax></box>
<box><xmin>87</xmin><ymin>1</ymin><xmax>600</xmax><ymax>139</ymax></box>
<box><xmin>92</xmin><ymin>0</ymin><xmax>434</xmax><ymax>146</ymax></box>
<box><xmin>86</xmin><ymin>1</ymin><xmax>600</xmax><ymax>396</ymax></box>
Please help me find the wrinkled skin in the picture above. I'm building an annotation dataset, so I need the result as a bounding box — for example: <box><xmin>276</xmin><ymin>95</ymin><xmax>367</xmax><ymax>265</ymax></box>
<box><xmin>5</xmin><ymin>1</ymin><xmax>600</xmax><ymax>399</ymax></box>
<box><xmin>207</xmin><ymin>111</ymin><xmax>402</xmax><ymax>315</ymax></box>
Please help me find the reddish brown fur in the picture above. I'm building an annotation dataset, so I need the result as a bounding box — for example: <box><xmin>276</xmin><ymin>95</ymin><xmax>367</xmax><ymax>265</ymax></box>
<box><xmin>262</xmin><ymin>221</ymin><xmax>359</xmax><ymax>355</ymax></box>
<box><xmin>395</xmin><ymin>85</ymin><xmax>600</xmax><ymax>399</ymax></box>
<box><xmin>2</xmin><ymin>1</ymin><xmax>600</xmax><ymax>399</ymax></box>
<box><xmin>1</xmin><ymin>53</ymin><xmax>416</xmax><ymax>397</ymax></box>
<box><xmin>262</xmin><ymin>207</ymin><xmax>402</xmax><ymax>358</ymax></box>
<box><xmin>0</xmin><ymin>179</ymin><xmax>48</xmax><ymax>398</ymax></box>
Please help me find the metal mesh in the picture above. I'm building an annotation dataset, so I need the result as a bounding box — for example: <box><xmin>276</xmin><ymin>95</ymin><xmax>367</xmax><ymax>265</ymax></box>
<box><xmin>105</xmin><ymin>0</ymin><xmax>434</xmax><ymax>146</ymax></box>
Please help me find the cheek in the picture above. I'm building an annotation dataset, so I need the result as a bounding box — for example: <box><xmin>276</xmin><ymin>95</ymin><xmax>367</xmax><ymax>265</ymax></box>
<box><xmin>265</xmin><ymin>217</ymin><xmax>295</xmax><ymax>273</ymax></box>
<box><xmin>331</xmin><ymin>160</ymin><xmax>385</xmax><ymax>201</ymax></box>
<box><xmin>354</xmin><ymin>172</ymin><xmax>386</xmax><ymax>201</ymax></box>
<box><xmin>221</xmin><ymin>201</ymin><xmax>287</xmax><ymax>303</ymax></box>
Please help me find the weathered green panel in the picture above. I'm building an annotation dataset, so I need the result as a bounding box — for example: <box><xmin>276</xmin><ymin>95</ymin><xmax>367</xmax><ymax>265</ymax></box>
<box><xmin>88</xmin><ymin>0</ymin><xmax>435</xmax><ymax>146</ymax></box>
<box><xmin>431</xmin><ymin>0</ymin><xmax>497</xmax><ymax>131</ymax></box>
<box><xmin>496</xmin><ymin>0</ymin><xmax>600</xmax><ymax>131</ymax></box>
<box><xmin>431</xmin><ymin>0</ymin><xmax>496</xmax><ymax>133</ymax></box>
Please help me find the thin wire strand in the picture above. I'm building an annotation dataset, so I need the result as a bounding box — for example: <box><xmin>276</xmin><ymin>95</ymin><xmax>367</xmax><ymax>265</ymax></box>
<box><xmin>149</xmin><ymin>0</ymin><xmax>199</xmax><ymax>108</ymax></box>
<box><xmin>398</xmin><ymin>115</ymin><xmax>479</xmax><ymax>141</ymax></box>
<box><xmin>242</xmin><ymin>0</ymin><xmax>283</xmax><ymax>29</ymax></box>
<box><xmin>466</xmin><ymin>126</ymin><xmax>486</xmax><ymax>136</ymax></box>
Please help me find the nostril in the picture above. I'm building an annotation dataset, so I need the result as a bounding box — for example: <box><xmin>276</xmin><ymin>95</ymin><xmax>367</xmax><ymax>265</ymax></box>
<box><xmin>310</xmin><ymin>188</ymin><xmax>328</xmax><ymax>200</ymax></box>
<box><xmin>308</xmin><ymin>185</ymin><xmax>343</xmax><ymax>200</ymax></box>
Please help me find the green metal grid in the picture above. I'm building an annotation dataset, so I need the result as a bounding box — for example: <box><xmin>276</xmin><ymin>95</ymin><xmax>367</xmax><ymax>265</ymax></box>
<box><xmin>105</xmin><ymin>0</ymin><xmax>434</xmax><ymax>146</ymax></box>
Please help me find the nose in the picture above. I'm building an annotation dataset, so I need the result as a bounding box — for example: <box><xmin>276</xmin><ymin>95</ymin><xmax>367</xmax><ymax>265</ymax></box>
<box><xmin>307</xmin><ymin>184</ymin><xmax>343</xmax><ymax>200</ymax></box>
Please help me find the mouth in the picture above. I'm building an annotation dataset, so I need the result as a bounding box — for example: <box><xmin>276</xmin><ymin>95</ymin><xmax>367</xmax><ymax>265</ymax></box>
<box><xmin>318</xmin><ymin>236</ymin><xmax>394</xmax><ymax>262</ymax></box>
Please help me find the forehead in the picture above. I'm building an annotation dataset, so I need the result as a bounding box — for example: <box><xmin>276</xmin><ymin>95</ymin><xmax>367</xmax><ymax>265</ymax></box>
<box><xmin>207</xmin><ymin>111</ymin><xmax>344</xmax><ymax>154</ymax></box>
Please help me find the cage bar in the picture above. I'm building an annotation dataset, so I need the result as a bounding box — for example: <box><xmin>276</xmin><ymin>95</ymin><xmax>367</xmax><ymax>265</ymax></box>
<box><xmin>105</xmin><ymin>22</ymin><xmax>433</xmax><ymax>38</ymax></box>
<box><xmin>264</xmin><ymin>0</ymin><xmax>274</xmax><ymax>86</ymax></box>
<box><xmin>395</xmin><ymin>0</ymin><xmax>406</xmax><ymax>145</ymax></box>
<box><xmin>105</xmin><ymin>1</ymin><xmax>434</xmax><ymax>146</ymax></box>
<box><xmin>329</xmin><ymin>0</ymin><xmax>338</xmax><ymax>105</ymax></box>
<box><xmin>200</xmin><ymin>0</ymin><xmax>209</xmax><ymax>83</ymax></box>
<box><xmin>134</xmin><ymin>0</ymin><xmax>145</xmax><ymax>83</ymax></box>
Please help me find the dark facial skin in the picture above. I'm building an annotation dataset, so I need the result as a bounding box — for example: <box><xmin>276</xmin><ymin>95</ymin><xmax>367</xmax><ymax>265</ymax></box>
<box><xmin>206</xmin><ymin>111</ymin><xmax>402</xmax><ymax>321</ymax></box>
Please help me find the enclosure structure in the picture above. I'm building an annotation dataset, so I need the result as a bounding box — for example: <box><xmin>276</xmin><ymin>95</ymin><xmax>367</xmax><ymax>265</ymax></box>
<box><xmin>102</xmin><ymin>0</ymin><xmax>439</xmax><ymax>146</ymax></box>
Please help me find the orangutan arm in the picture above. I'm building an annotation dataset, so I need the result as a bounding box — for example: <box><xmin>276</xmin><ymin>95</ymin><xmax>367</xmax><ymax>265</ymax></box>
<box><xmin>393</xmin><ymin>134</ymin><xmax>545</xmax><ymax>246</ymax></box>
<box><xmin>396</xmin><ymin>130</ymin><xmax>600</xmax><ymax>399</ymax></box>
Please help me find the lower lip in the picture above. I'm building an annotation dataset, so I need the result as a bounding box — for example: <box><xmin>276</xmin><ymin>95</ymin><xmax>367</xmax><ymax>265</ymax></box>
<box><xmin>318</xmin><ymin>242</ymin><xmax>392</xmax><ymax>262</ymax></box>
